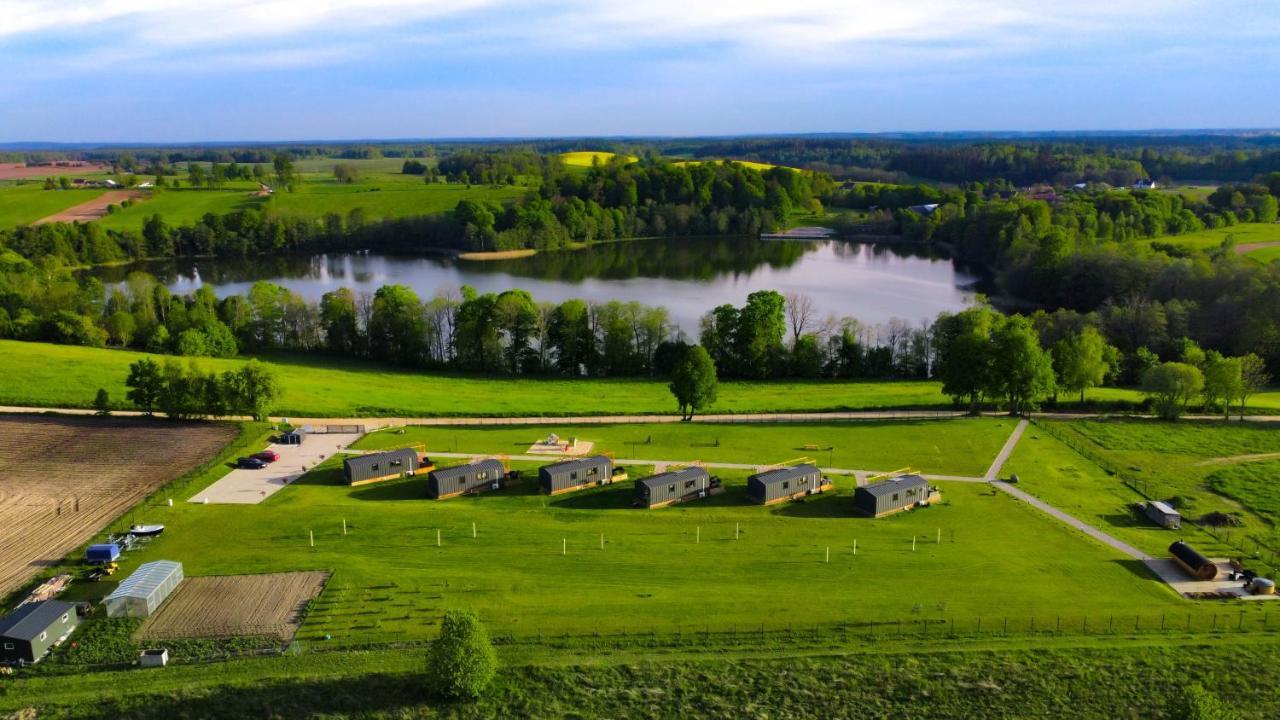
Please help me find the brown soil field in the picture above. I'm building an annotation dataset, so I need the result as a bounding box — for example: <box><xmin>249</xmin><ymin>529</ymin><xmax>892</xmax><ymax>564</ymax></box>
<box><xmin>0</xmin><ymin>415</ymin><xmax>236</xmax><ymax>597</ymax></box>
<box><xmin>0</xmin><ymin>162</ymin><xmax>108</xmax><ymax>180</ymax></box>
<box><xmin>139</xmin><ymin>572</ymin><xmax>329</xmax><ymax>641</ymax></box>
<box><xmin>32</xmin><ymin>190</ymin><xmax>145</xmax><ymax>225</ymax></box>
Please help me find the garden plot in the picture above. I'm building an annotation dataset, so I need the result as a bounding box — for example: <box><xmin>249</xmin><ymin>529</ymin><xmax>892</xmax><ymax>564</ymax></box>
<box><xmin>139</xmin><ymin>572</ymin><xmax>329</xmax><ymax>641</ymax></box>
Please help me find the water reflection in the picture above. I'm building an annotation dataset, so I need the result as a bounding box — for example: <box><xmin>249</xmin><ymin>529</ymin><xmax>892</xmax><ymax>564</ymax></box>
<box><xmin>87</xmin><ymin>236</ymin><xmax>982</xmax><ymax>332</ymax></box>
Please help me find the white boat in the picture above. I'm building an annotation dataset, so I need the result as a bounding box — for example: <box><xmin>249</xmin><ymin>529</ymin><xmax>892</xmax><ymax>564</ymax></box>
<box><xmin>129</xmin><ymin>524</ymin><xmax>165</xmax><ymax>537</ymax></box>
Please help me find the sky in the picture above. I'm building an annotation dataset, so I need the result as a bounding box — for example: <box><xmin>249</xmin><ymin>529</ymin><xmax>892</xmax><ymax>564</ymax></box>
<box><xmin>1</xmin><ymin>0</ymin><xmax>1278</xmax><ymax>142</ymax></box>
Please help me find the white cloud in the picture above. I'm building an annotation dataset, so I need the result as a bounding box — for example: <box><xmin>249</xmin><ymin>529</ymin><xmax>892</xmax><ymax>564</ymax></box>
<box><xmin>0</xmin><ymin>0</ymin><xmax>1267</xmax><ymax>74</ymax></box>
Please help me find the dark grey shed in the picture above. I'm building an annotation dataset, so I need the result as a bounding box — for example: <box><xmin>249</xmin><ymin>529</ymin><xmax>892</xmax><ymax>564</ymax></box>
<box><xmin>1144</xmin><ymin>500</ymin><xmax>1181</xmax><ymax>529</ymax></box>
<box><xmin>746</xmin><ymin>464</ymin><xmax>827</xmax><ymax>505</ymax></box>
<box><xmin>0</xmin><ymin>600</ymin><xmax>78</xmax><ymax>664</ymax></box>
<box><xmin>853</xmin><ymin>474</ymin><xmax>934</xmax><ymax>517</ymax></box>
<box><xmin>343</xmin><ymin>448</ymin><xmax>420</xmax><ymax>486</ymax></box>
<box><xmin>539</xmin><ymin>455</ymin><xmax>613</xmax><ymax>495</ymax></box>
<box><xmin>427</xmin><ymin>459</ymin><xmax>506</xmax><ymax>499</ymax></box>
<box><xmin>635</xmin><ymin>467</ymin><xmax>712</xmax><ymax>508</ymax></box>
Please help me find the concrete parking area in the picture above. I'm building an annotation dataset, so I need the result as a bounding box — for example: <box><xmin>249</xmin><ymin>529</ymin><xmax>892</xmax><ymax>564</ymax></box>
<box><xmin>190</xmin><ymin>432</ymin><xmax>362</xmax><ymax>504</ymax></box>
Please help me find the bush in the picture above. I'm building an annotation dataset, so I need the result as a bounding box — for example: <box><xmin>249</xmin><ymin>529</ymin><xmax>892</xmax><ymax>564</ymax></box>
<box><xmin>425</xmin><ymin>610</ymin><xmax>497</xmax><ymax>699</ymax></box>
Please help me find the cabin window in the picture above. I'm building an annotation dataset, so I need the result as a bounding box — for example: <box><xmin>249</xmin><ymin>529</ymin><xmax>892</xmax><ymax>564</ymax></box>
<box><xmin>685</xmin><ymin>480</ymin><xmax>697</xmax><ymax>489</ymax></box>
<box><xmin>587</xmin><ymin>467</ymin><xmax>598</xmax><ymax>477</ymax></box>
<box><xmin>38</xmin><ymin>632</ymin><xmax>46</xmax><ymax>642</ymax></box>
<box><xmin>2</xmin><ymin>643</ymin><xmax>12</xmax><ymax>650</ymax></box>
<box><xmin>800</xmin><ymin>477</ymin><xmax>808</xmax><ymax>485</ymax></box>
<box><xmin>370</xmin><ymin>463</ymin><xmax>379</xmax><ymax>472</ymax></box>
<box><xmin>570</xmin><ymin>472</ymin><xmax>578</xmax><ymax>481</ymax></box>
<box><xmin>892</xmin><ymin>493</ymin><xmax>899</xmax><ymax>502</ymax></box>
<box><xmin>668</xmin><ymin>484</ymin><xmax>676</xmax><ymax>493</ymax></box>
<box><xmin>782</xmin><ymin>481</ymin><xmax>790</xmax><ymax>489</ymax></box>
<box><xmin>61</xmin><ymin>614</ymin><xmax>69</xmax><ymax>623</ymax></box>
<box><xmin>479</xmin><ymin>471</ymin><xmax>489</xmax><ymax>481</ymax></box>
<box><xmin>390</xmin><ymin>459</ymin><xmax>402</xmax><ymax>467</ymax></box>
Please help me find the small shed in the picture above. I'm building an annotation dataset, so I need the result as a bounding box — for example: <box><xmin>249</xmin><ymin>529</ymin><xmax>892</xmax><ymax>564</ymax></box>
<box><xmin>0</xmin><ymin>600</ymin><xmax>78</xmax><ymax>664</ymax></box>
<box><xmin>539</xmin><ymin>455</ymin><xmax>614</xmax><ymax>495</ymax></box>
<box><xmin>746</xmin><ymin>464</ymin><xmax>829</xmax><ymax>505</ymax></box>
<box><xmin>279</xmin><ymin>429</ymin><xmax>304</xmax><ymax>445</ymax></box>
<box><xmin>343</xmin><ymin>448</ymin><xmax>420</xmax><ymax>486</ymax></box>
<box><xmin>853</xmin><ymin>474</ymin><xmax>938</xmax><ymax>518</ymax></box>
<box><xmin>104</xmin><ymin>560</ymin><xmax>184</xmax><ymax>618</ymax></box>
<box><xmin>1169</xmin><ymin>541</ymin><xmax>1218</xmax><ymax>581</ymax></box>
<box><xmin>139</xmin><ymin>648</ymin><xmax>169</xmax><ymax>667</ymax></box>
<box><xmin>1144</xmin><ymin>501</ymin><xmax>1181</xmax><ymax>529</ymax></box>
<box><xmin>635</xmin><ymin>467</ymin><xmax>714</xmax><ymax>509</ymax></box>
<box><xmin>427</xmin><ymin>459</ymin><xmax>506</xmax><ymax>500</ymax></box>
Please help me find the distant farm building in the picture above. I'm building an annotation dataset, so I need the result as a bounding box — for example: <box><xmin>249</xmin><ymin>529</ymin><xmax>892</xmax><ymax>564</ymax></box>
<box><xmin>1169</xmin><ymin>541</ymin><xmax>1218</xmax><ymax>581</ymax></box>
<box><xmin>1144</xmin><ymin>501</ymin><xmax>1181</xmax><ymax>529</ymax></box>
<box><xmin>853</xmin><ymin>474</ymin><xmax>939</xmax><ymax>518</ymax></box>
<box><xmin>427</xmin><ymin>459</ymin><xmax>507</xmax><ymax>500</ymax></box>
<box><xmin>906</xmin><ymin>203</ymin><xmax>940</xmax><ymax>216</ymax></box>
<box><xmin>539</xmin><ymin>455</ymin><xmax>614</xmax><ymax>495</ymax></box>
<box><xmin>0</xmin><ymin>600</ymin><xmax>78</xmax><ymax>664</ymax></box>
<box><xmin>1133</xmin><ymin>179</ymin><xmax>1158</xmax><ymax>190</ymax></box>
<box><xmin>746</xmin><ymin>464</ymin><xmax>830</xmax><ymax>505</ymax></box>
<box><xmin>634</xmin><ymin>467</ymin><xmax>719</xmax><ymax>509</ymax></box>
<box><xmin>104</xmin><ymin>560</ymin><xmax>184</xmax><ymax>618</ymax></box>
<box><xmin>343</xmin><ymin>448</ymin><xmax>422</xmax><ymax>486</ymax></box>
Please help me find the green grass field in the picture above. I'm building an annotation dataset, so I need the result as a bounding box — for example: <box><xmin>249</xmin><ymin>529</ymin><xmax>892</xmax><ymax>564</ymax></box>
<box><xmin>355</xmin><ymin>418</ymin><xmax>1014</xmax><ymax>476</ymax></box>
<box><xmin>0</xmin><ymin>184</ymin><xmax>108</xmax><ymax>228</ymax></box>
<box><xmin>90</xmin><ymin>173</ymin><xmax>528</xmax><ymax>233</ymax></box>
<box><xmin>1146</xmin><ymin>222</ymin><xmax>1280</xmax><ymax>260</ymax></box>
<box><xmin>8</xmin><ymin>340</ymin><xmax>1280</xmax><ymax>418</ymax></box>
<box><xmin>59</xmin><ymin>416</ymin><xmax>1199</xmax><ymax>652</ymax></box>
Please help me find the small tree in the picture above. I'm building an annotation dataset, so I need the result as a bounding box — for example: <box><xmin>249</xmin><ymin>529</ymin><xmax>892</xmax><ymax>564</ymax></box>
<box><xmin>426</xmin><ymin>610</ymin><xmax>497</xmax><ymax>699</ymax></box>
<box><xmin>1238</xmin><ymin>353</ymin><xmax>1271</xmax><ymax>420</ymax></box>
<box><xmin>125</xmin><ymin>358</ymin><xmax>163</xmax><ymax>415</ymax></box>
<box><xmin>229</xmin><ymin>360</ymin><xmax>280</xmax><ymax>420</ymax></box>
<box><xmin>1202</xmin><ymin>354</ymin><xmax>1242</xmax><ymax>418</ymax></box>
<box><xmin>93</xmin><ymin>389</ymin><xmax>111</xmax><ymax>416</ymax></box>
<box><xmin>669</xmin><ymin>345</ymin><xmax>718</xmax><ymax>421</ymax></box>
<box><xmin>1142</xmin><ymin>362</ymin><xmax>1204</xmax><ymax>420</ymax></box>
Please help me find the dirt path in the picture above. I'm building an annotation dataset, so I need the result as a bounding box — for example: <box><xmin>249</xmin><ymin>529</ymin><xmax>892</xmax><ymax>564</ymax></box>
<box><xmin>33</xmin><ymin>190</ymin><xmax>143</xmax><ymax>225</ymax></box>
<box><xmin>984</xmin><ymin>419</ymin><xmax>1028</xmax><ymax>481</ymax></box>
<box><xmin>1195</xmin><ymin>451</ymin><xmax>1280</xmax><ymax>467</ymax></box>
<box><xmin>1236</xmin><ymin>241</ymin><xmax>1280</xmax><ymax>255</ymax></box>
<box><xmin>992</xmin><ymin>480</ymin><xmax>1152</xmax><ymax>560</ymax></box>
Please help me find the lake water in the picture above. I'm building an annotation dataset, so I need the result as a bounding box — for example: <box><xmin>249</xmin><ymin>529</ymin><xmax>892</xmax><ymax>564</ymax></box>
<box><xmin>88</xmin><ymin>237</ymin><xmax>983</xmax><ymax>333</ymax></box>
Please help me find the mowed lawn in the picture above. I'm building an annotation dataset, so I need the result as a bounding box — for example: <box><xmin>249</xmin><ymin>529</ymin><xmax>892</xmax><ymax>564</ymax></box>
<box><xmin>0</xmin><ymin>184</ymin><xmax>107</xmax><ymax>228</ymax></box>
<box><xmin>100</xmin><ymin>450</ymin><xmax>1195</xmax><ymax>646</ymax></box>
<box><xmin>354</xmin><ymin>418</ymin><xmax>1015</xmax><ymax>477</ymax></box>
<box><xmin>96</xmin><ymin>188</ymin><xmax>268</xmax><ymax>232</ymax></box>
<box><xmin>266</xmin><ymin>174</ymin><xmax>527</xmax><ymax>222</ymax></box>
<box><xmin>0</xmin><ymin>340</ymin><xmax>959</xmax><ymax>417</ymax></box>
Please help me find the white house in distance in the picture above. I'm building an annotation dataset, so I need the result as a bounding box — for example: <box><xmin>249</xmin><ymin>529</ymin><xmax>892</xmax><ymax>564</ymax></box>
<box><xmin>1133</xmin><ymin>179</ymin><xmax>1158</xmax><ymax>190</ymax></box>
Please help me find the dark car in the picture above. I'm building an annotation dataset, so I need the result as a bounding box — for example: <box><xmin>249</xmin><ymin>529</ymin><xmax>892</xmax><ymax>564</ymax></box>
<box><xmin>252</xmin><ymin>450</ymin><xmax>280</xmax><ymax>463</ymax></box>
<box><xmin>237</xmin><ymin>457</ymin><xmax>267</xmax><ymax>470</ymax></box>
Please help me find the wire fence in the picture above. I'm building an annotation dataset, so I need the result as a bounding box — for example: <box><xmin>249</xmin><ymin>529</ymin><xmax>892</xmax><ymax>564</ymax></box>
<box><xmin>394</xmin><ymin>410</ymin><xmax>967</xmax><ymax>428</ymax></box>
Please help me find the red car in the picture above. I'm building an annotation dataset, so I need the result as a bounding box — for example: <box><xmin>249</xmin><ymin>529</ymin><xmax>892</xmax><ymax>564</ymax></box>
<box><xmin>252</xmin><ymin>450</ymin><xmax>280</xmax><ymax>463</ymax></box>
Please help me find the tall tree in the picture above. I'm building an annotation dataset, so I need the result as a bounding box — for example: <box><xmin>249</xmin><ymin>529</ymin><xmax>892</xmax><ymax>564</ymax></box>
<box><xmin>1052</xmin><ymin>326</ymin><xmax>1113</xmax><ymax>403</ymax></box>
<box><xmin>1142</xmin><ymin>362</ymin><xmax>1204</xmax><ymax>420</ymax></box>
<box><xmin>990</xmin><ymin>315</ymin><xmax>1056</xmax><ymax>414</ymax></box>
<box><xmin>1238</xmin><ymin>353</ymin><xmax>1271</xmax><ymax>420</ymax></box>
<box><xmin>669</xmin><ymin>345</ymin><xmax>718</xmax><ymax>420</ymax></box>
<box><xmin>125</xmin><ymin>358</ymin><xmax>163</xmax><ymax>415</ymax></box>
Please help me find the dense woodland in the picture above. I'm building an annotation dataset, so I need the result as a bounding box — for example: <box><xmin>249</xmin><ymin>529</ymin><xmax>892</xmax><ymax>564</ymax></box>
<box><xmin>3</xmin><ymin>137</ymin><xmax>1280</xmax><ymax>412</ymax></box>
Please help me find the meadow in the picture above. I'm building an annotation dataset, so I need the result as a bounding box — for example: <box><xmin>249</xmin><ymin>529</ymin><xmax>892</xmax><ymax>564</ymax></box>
<box><xmin>0</xmin><ymin>183</ymin><xmax>107</xmax><ymax>228</ymax></box>
<box><xmin>1146</xmin><ymin>221</ymin><xmax>1280</xmax><ymax>260</ymax></box>
<box><xmin>44</xmin><ymin>414</ymin><xmax>1223</xmax><ymax>661</ymax></box>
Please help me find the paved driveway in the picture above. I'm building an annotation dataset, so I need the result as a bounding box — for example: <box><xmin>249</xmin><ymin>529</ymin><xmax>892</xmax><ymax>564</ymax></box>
<box><xmin>190</xmin><ymin>432</ymin><xmax>361</xmax><ymax>504</ymax></box>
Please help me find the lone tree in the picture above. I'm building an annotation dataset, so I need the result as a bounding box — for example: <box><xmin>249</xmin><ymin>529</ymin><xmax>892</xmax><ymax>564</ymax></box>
<box><xmin>1052</xmin><ymin>327</ymin><xmax>1113</xmax><ymax>404</ymax></box>
<box><xmin>1142</xmin><ymin>362</ymin><xmax>1204</xmax><ymax>420</ymax></box>
<box><xmin>125</xmin><ymin>358</ymin><xmax>164</xmax><ymax>415</ymax></box>
<box><xmin>228</xmin><ymin>361</ymin><xmax>280</xmax><ymax>420</ymax></box>
<box><xmin>669</xmin><ymin>345</ymin><xmax>718</xmax><ymax>421</ymax></box>
<box><xmin>1238</xmin><ymin>353</ymin><xmax>1271</xmax><ymax>420</ymax></box>
<box><xmin>426</xmin><ymin>610</ymin><xmax>497</xmax><ymax>699</ymax></box>
<box><xmin>93</xmin><ymin>389</ymin><xmax>111</xmax><ymax>416</ymax></box>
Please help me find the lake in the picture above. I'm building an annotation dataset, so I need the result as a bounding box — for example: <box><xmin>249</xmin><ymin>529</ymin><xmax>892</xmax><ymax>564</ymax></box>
<box><xmin>88</xmin><ymin>236</ymin><xmax>983</xmax><ymax>333</ymax></box>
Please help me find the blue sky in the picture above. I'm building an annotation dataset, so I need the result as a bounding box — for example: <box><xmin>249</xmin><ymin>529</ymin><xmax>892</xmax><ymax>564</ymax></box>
<box><xmin>1</xmin><ymin>0</ymin><xmax>1278</xmax><ymax>142</ymax></box>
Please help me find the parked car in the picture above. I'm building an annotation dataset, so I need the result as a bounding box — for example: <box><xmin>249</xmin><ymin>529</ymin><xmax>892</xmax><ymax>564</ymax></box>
<box><xmin>252</xmin><ymin>450</ymin><xmax>280</xmax><ymax>463</ymax></box>
<box><xmin>237</xmin><ymin>457</ymin><xmax>267</xmax><ymax>470</ymax></box>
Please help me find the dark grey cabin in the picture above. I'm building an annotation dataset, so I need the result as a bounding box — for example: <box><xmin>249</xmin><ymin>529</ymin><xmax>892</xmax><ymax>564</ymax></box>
<box><xmin>343</xmin><ymin>448</ymin><xmax>420</xmax><ymax>486</ymax></box>
<box><xmin>635</xmin><ymin>467</ymin><xmax>712</xmax><ymax>508</ymax></box>
<box><xmin>0</xmin><ymin>600</ymin><xmax>78</xmax><ymax>664</ymax></box>
<box><xmin>852</xmin><ymin>474</ymin><xmax>935</xmax><ymax>517</ymax></box>
<box><xmin>539</xmin><ymin>455</ymin><xmax>613</xmax><ymax>495</ymax></box>
<box><xmin>427</xmin><ymin>459</ymin><xmax>506</xmax><ymax>499</ymax></box>
<box><xmin>746</xmin><ymin>464</ymin><xmax>828</xmax><ymax>505</ymax></box>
